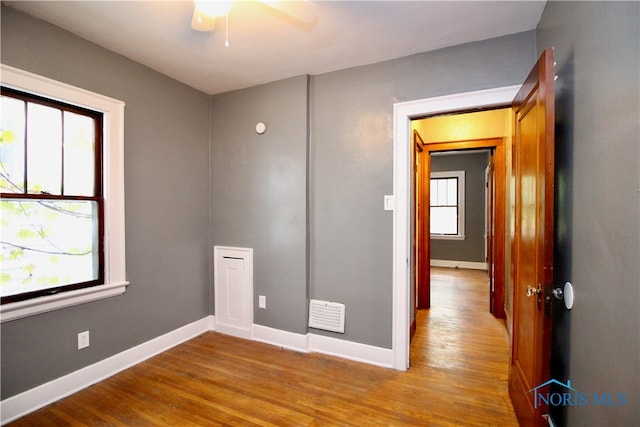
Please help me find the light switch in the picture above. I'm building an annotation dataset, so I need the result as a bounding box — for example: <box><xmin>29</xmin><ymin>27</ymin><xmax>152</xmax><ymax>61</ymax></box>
<box><xmin>384</xmin><ymin>195</ymin><xmax>395</xmax><ymax>211</ymax></box>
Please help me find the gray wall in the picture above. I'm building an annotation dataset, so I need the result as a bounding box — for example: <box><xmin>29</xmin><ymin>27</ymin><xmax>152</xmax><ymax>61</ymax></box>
<box><xmin>208</xmin><ymin>31</ymin><xmax>536</xmax><ymax>348</ymax></box>
<box><xmin>537</xmin><ymin>1</ymin><xmax>640</xmax><ymax>425</ymax></box>
<box><xmin>1</xmin><ymin>5</ymin><xmax>211</xmax><ymax>398</ymax></box>
<box><xmin>430</xmin><ymin>152</ymin><xmax>489</xmax><ymax>263</ymax></box>
<box><xmin>309</xmin><ymin>31</ymin><xmax>535</xmax><ymax>347</ymax></box>
<box><xmin>210</xmin><ymin>76</ymin><xmax>310</xmax><ymax>334</ymax></box>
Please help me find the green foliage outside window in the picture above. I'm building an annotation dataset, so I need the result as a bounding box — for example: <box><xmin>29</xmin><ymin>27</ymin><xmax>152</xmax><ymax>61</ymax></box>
<box><xmin>1</xmin><ymin>93</ymin><xmax>101</xmax><ymax>301</ymax></box>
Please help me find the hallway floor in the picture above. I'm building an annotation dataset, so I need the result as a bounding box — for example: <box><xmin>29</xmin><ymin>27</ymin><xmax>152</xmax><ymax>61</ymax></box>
<box><xmin>409</xmin><ymin>267</ymin><xmax>518</xmax><ymax>425</ymax></box>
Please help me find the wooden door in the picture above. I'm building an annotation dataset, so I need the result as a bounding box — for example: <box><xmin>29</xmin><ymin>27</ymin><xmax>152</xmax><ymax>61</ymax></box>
<box><xmin>414</xmin><ymin>130</ymin><xmax>430</xmax><ymax>309</ymax></box>
<box><xmin>508</xmin><ymin>48</ymin><xmax>555</xmax><ymax>426</ymax></box>
<box><xmin>486</xmin><ymin>151</ymin><xmax>495</xmax><ymax>313</ymax></box>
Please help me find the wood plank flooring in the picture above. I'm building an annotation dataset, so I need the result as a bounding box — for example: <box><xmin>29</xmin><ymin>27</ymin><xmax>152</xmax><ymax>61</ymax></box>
<box><xmin>8</xmin><ymin>267</ymin><xmax>517</xmax><ymax>426</ymax></box>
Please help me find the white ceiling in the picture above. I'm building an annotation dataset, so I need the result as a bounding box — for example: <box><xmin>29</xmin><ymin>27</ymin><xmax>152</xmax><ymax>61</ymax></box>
<box><xmin>5</xmin><ymin>1</ymin><xmax>547</xmax><ymax>95</ymax></box>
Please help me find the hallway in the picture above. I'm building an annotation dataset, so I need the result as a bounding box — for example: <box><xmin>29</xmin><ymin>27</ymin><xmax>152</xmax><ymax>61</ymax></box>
<box><xmin>409</xmin><ymin>267</ymin><xmax>518</xmax><ymax>425</ymax></box>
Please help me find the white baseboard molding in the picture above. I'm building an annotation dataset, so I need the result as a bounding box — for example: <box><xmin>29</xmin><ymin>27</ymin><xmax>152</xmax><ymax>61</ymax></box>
<box><xmin>251</xmin><ymin>323</ymin><xmax>392</xmax><ymax>368</ymax></box>
<box><xmin>309</xmin><ymin>334</ymin><xmax>393</xmax><ymax>368</ymax></box>
<box><xmin>214</xmin><ymin>322</ymin><xmax>251</xmax><ymax>340</ymax></box>
<box><xmin>0</xmin><ymin>317</ymin><xmax>212</xmax><ymax>425</ymax></box>
<box><xmin>252</xmin><ymin>324</ymin><xmax>309</xmax><ymax>353</ymax></box>
<box><xmin>430</xmin><ymin>259</ymin><xmax>487</xmax><ymax>270</ymax></box>
<box><xmin>2</xmin><ymin>316</ymin><xmax>393</xmax><ymax>424</ymax></box>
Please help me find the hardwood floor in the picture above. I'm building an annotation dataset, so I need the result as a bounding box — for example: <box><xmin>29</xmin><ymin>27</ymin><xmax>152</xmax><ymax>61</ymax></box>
<box><xmin>9</xmin><ymin>268</ymin><xmax>517</xmax><ymax>426</ymax></box>
<box><xmin>410</xmin><ymin>267</ymin><xmax>517</xmax><ymax>425</ymax></box>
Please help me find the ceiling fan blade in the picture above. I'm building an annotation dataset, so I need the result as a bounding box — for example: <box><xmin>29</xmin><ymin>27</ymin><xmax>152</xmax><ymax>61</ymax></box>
<box><xmin>260</xmin><ymin>1</ymin><xmax>317</xmax><ymax>25</ymax></box>
<box><xmin>191</xmin><ymin>8</ymin><xmax>218</xmax><ymax>32</ymax></box>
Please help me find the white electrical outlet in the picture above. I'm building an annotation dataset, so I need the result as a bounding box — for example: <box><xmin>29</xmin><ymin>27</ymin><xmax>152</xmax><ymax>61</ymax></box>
<box><xmin>78</xmin><ymin>331</ymin><xmax>90</xmax><ymax>350</ymax></box>
<box><xmin>258</xmin><ymin>295</ymin><xmax>266</xmax><ymax>309</ymax></box>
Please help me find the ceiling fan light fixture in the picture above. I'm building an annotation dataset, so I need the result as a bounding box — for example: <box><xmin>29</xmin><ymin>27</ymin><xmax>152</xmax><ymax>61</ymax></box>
<box><xmin>195</xmin><ymin>1</ymin><xmax>232</xmax><ymax>18</ymax></box>
<box><xmin>191</xmin><ymin>1</ymin><xmax>233</xmax><ymax>31</ymax></box>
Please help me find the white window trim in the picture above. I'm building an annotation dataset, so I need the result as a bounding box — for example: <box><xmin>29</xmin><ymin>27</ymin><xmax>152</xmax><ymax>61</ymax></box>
<box><xmin>430</xmin><ymin>170</ymin><xmax>465</xmax><ymax>240</ymax></box>
<box><xmin>0</xmin><ymin>64</ymin><xmax>128</xmax><ymax>322</ymax></box>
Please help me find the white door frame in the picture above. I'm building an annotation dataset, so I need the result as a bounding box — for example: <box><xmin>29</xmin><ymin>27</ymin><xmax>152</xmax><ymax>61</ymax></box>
<box><xmin>391</xmin><ymin>85</ymin><xmax>521</xmax><ymax>370</ymax></box>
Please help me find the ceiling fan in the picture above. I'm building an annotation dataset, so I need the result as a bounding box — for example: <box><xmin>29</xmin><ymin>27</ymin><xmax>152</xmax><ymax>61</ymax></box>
<box><xmin>191</xmin><ymin>0</ymin><xmax>317</xmax><ymax>32</ymax></box>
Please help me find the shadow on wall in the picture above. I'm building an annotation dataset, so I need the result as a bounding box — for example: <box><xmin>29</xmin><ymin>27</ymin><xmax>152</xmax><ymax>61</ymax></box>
<box><xmin>550</xmin><ymin>51</ymin><xmax>575</xmax><ymax>427</ymax></box>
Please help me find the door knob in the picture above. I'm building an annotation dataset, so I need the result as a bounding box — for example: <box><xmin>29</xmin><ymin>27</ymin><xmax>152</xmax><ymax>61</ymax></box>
<box><xmin>526</xmin><ymin>284</ymin><xmax>541</xmax><ymax>297</ymax></box>
<box><xmin>556</xmin><ymin>282</ymin><xmax>574</xmax><ymax>310</ymax></box>
<box><xmin>546</xmin><ymin>282</ymin><xmax>574</xmax><ymax>310</ymax></box>
<box><xmin>551</xmin><ymin>287</ymin><xmax>563</xmax><ymax>300</ymax></box>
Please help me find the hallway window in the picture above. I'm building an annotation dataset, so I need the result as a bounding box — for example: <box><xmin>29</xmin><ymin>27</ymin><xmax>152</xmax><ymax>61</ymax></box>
<box><xmin>430</xmin><ymin>170</ymin><xmax>465</xmax><ymax>239</ymax></box>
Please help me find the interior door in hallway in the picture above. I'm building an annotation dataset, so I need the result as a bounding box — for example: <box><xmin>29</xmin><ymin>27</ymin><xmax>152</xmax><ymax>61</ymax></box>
<box><xmin>508</xmin><ymin>48</ymin><xmax>555</xmax><ymax>427</ymax></box>
<box><xmin>414</xmin><ymin>130</ymin><xmax>430</xmax><ymax>309</ymax></box>
<box><xmin>486</xmin><ymin>151</ymin><xmax>496</xmax><ymax>313</ymax></box>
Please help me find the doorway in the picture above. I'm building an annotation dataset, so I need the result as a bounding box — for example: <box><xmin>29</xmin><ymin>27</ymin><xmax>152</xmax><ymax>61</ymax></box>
<box><xmin>413</xmin><ymin>108</ymin><xmax>510</xmax><ymax>323</ymax></box>
<box><xmin>391</xmin><ymin>85</ymin><xmax>520</xmax><ymax>371</ymax></box>
<box><xmin>415</xmin><ymin>148</ymin><xmax>494</xmax><ymax>312</ymax></box>
<box><xmin>394</xmin><ymin>50</ymin><xmax>555</xmax><ymax>426</ymax></box>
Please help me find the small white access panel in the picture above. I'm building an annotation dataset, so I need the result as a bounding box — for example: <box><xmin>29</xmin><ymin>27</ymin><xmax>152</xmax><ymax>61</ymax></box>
<box><xmin>214</xmin><ymin>246</ymin><xmax>253</xmax><ymax>339</ymax></box>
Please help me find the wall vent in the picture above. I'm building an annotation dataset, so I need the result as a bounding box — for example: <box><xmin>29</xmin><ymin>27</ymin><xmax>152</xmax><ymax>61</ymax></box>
<box><xmin>308</xmin><ymin>299</ymin><xmax>345</xmax><ymax>333</ymax></box>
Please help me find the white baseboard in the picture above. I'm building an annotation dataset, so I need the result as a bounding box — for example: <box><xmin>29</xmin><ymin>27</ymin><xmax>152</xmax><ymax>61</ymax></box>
<box><xmin>214</xmin><ymin>322</ymin><xmax>251</xmax><ymax>340</ymax></box>
<box><xmin>251</xmin><ymin>323</ymin><xmax>392</xmax><ymax>368</ymax></box>
<box><xmin>0</xmin><ymin>317</ymin><xmax>212</xmax><ymax>425</ymax></box>
<box><xmin>252</xmin><ymin>324</ymin><xmax>309</xmax><ymax>352</ymax></box>
<box><xmin>430</xmin><ymin>259</ymin><xmax>487</xmax><ymax>270</ymax></box>
<box><xmin>309</xmin><ymin>334</ymin><xmax>393</xmax><ymax>368</ymax></box>
<box><xmin>1</xmin><ymin>315</ymin><xmax>393</xmax><ymax>424</ymax></box>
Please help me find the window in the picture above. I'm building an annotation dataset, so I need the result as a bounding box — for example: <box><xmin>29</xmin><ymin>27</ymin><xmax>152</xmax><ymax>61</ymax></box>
<box><xmin>1</xmin><ymin>88</ymin><xmax>104</xmax><ymax>303</ymax></box>
<box><xmin>0</xmin><ymin>64</ymin><xmax>127</xmax><ymax>322</ymax></box>
<box><xmin>430</xmin><ymin>170</ymin><xmax>465</xmax><ymax>240</ymax></box>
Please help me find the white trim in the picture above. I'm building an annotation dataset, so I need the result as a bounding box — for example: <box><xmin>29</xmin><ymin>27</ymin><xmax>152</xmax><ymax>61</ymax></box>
<box><xmin>0</xmin><ymin>316</ymin><xmax>212</xmax><ymax>425</ymax></box>
<box><xmin>308</xmin><ymin>334</ymin><xmax>393</xmax><ymax>368</ymax></box>
<box><xmin>215</xmin><ymin>323</ymin><xmax>252</xmax><ymax>340</ymax></box>
<box><xmin>213</xmin><ymin>246</ymin><xmax>253</xmax><ymax>338</ymax></box>
<box><xmin>392</xmin><ymin>85</ymin><xmax>520</xmax><ymax>370</ymax></box>
<box><xmin>1</xmin><ymin>316</ymin><xmax>393</xmax><ymax>423</ymax></box>
<box><xmin>0</xmin><ymin>282</ymin><xmax>127</xmax><ymax>322</ymax></box>
<box><xmin>430</xmin><ymin>259</ymin><xmax>487</xmax><ymax>270</ymax></box>
<box><xmin>0</xmin><ymin>64</ymin><xmax>128</xmax><ymax>322</ymax></box>
<box><xmin>251</xmin><ymin>324</ymin><xmax>393</xmax><ymax>368</ymax></box>
<box><xmin>252</xmin><ymin>324</ymin><xmax>309</xmax><ymax>353</ymax></box>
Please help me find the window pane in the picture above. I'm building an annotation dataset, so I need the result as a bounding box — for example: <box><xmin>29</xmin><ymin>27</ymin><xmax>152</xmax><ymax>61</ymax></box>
<box><xmin>436</xmin><ymin>179</ymin><xmax>448</xmax><ymax>205</ymax></box>
<box><xmin>431</xmin><ymin>206</ymin><xmax>458</xmax><ymax>235</ymax></box>
<box><xmin>431</xmin><ymin>177</ymin><xmax>458</xmax><ymax>206</ymax></box>
<box><xmin>0</xmin><ymin>199</ymin><xmax>99</xmax><ymax>298</ymax></box>
<box><xmin>0</xmin><ymin>96</ymin><xmax>26</xmax><ymax>193</ymax></box>
<box><xmin>64</xmin><ymin>112</ymin><xmax>95</xmax><ymax>196</ymax></box>
<box><xmin>430</xmin><ymin>179</ymin><xmax>438</xmax><ymax>205</ymax></box>
<box><xmin>27</xmin><ymin>103</ymin><xmax>62</xmax><ymax>194</ymax></box>
<box><xmin>447</xmin><ymin>178</ymin><xmax>457</xmax><ymax>205</ymax></box>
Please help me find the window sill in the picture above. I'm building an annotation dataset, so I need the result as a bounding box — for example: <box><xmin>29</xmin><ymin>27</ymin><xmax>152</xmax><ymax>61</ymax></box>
<box><xmin>431</xmin><ymin>235</ymin><xmax>466</xmax><ymax>241</ymax></box>
<box><xmin>0</xmin><ymin>281</ymin><xmax>129</xmax><ymax>323</ymax></box>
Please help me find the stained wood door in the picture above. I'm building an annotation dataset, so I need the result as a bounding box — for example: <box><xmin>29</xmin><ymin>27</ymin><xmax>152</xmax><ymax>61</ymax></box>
<box><xmin>414</xmin><ymin>130</ymin><xmax>430</xmax><ymax>309</ymax></box>
<box><xmin>486</xmin><ymin>152</ymin><xmax>495</xmax><ymax>313</ymax></box>
<box><xmin>508</xmin><ymin>48</ymin><xmax>555</xmax><ymax>426</ymax></box>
